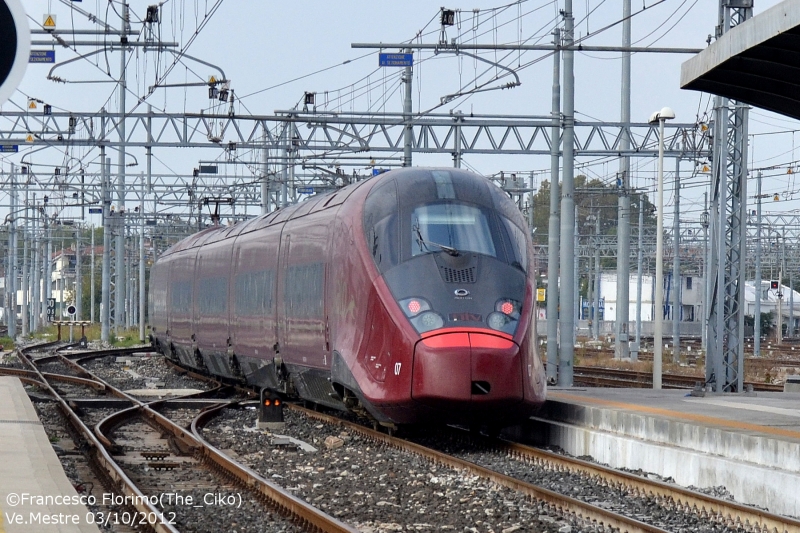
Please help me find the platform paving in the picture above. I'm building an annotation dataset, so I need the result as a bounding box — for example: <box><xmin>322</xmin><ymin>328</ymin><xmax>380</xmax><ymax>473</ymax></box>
<box><xmin>0</xmin><ymin>377</ymin><xmax>100</xmax><ymax>533</ymax></box>
<box><xmin>512</xmin><ymin>387</ymin><xmax>800</xmax><ymax>518</ymax></box>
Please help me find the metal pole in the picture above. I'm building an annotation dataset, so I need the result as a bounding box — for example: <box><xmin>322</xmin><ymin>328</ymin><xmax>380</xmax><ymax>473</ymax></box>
<box><xmin>75</xmin><ymin>227</ymin><xmax>82</xmax><ymax>320</ymax></box>
<box><xmin>615</xmin><ymin>0</ymin><xmax>632</xmax><ymax>359</ymax></box>
<box><xmin>672</xmin><ymin>157</ymin><xmax>680</xmax><ymax>360</ymax></box>
<box><xmin>90</xmin><ymin>224</ymin><xmax>95</xmax><ymax>323</ymax></box>
<box><xmin>654</xmin><ymin>117</ymin><xmax>666</xmax><ymax>389</ymax></box>
<box><xmin>593</xmin><ymin>212</ymin><xmax>601</xmax><ymax>340</ymax></box>
<box><xmin>7</xmin><ymin>164</ymin><xmax>16</xmax><ymax>338</ymax></box>
<box><xmin>101</xmin><ymin>154</ymin><xmax>111</xmax><ymax>342</ymax></box>
<box><xmin>633</xmin><ymin>194</ymin><xmax>644</xmax><ymax>361</ymax></box>
<box><xmin>558</xmin><ymin>0</ymin><xmax>576</xmax><ymax>387</ymax></box>
<box><xmin>45</xmin><ymin>222</ymin><xmax>52</xmax><ymax>325</ymax></box>
<box><xmin>21</xmin><ymin>187</ymin><xmax>28</xmax><ymax>337</ymax></box>
<box><xmin>281</xmin><ymin>123</ymin><xmax>288</xmax><ymax>208</ymax></box>
<box><xmin>31</xmin><ymin>196</ymin><xmax>39</xmax><ymax>332</ymax></box>
<box><xmin>754</xmin><ymin>172</ymin><xmax>762</xmax><ymax>357</ymax></box>
<box><xmin>261</xmin><ymin>127</ymin><xmax>269</xmax><ymax>214</ymax></box>
<box><xmin>702</xmin><ymin>191</ymin><xmax>709</xmax><ymax>352</ymax></box>
<box><xmin>453</xmin><ymin>112</ymin><xmax>462</xmax><ymax>168</ymax></box>
<box><xmin>574</xmin><ymin>222</ymin><xmax>579</xmax><ymax>329</ymax></box>
<box><xmin>791</xmin><ymin>270</ymin><xmax>795</xmax><ymax>338</ymax></box>
<box><xmin>139</xmin><ymin>182</ymin><xmax>146</xmax><ymax>342</ymax></box>
<box><xmin>403</xmin><ymin>47</ymin><xmax>413</xmax><ymax>167</ymax></box>
<box><xmin>546</xmin><ymin>27</ymin><xmax>561</xmax><ymax>384</ymax></box>
<box><xmin>115</xmin><ymin>2</ymin><xmax>130</xmax><ymax>332</ymax></box>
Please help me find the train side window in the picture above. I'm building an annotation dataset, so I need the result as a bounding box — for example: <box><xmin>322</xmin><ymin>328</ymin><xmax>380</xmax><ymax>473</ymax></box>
<box><xmin>285</xmin><ymin>263</ymin><xmax>324</xmax><ymax>317</ymax></box>
<box><xmin>234</xmin><ymin>270</ymin><xmax>275</xmax><ymax>315</ymax></box>
<box><xmin>197</xmin><ymin>277</ymin><xmax>228</xmax><ymax>315</ymax></box>
<box><xmin>170</xmin><ymin>281</ymin><xmax>192</xmax><ymax>314</ymax></box>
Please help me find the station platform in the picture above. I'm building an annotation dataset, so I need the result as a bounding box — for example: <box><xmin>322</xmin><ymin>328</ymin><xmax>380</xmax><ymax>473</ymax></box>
<box><xmin>511</xmin><ymin>387</ymin><xmax>800</xmax><ymax>518</ymax></box>
<box><xmin>0</xmin><ymin>377</ymin><xmax>100</xmax><ymax>533</ymax></box>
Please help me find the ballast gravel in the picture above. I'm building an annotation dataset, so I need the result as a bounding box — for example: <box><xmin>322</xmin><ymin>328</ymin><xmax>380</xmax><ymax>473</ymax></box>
<box><xmin>405</xmin><ymin>429</ymin><xmax>751</xmax><ymax>533</ymax></box>
<box><xmin>204</xmin><ymin>407</ymin><xmax>583</xmax><ymax>533</ymax></box>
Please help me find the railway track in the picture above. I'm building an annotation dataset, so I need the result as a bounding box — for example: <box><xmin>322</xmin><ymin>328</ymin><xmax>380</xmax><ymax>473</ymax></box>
<box><xmin>5</xmin><ymin>342</ymin><xmax>799</xmax><ymax>532</ymax></box>
<box><xmin>0</xmin><ymin>342</ymin><xmax>358</xmax><ymax>533</ymax></box>
<box><xmin>574</xmin><ymin>365</ymin><xmax>785</xmax><ymax>391</ymax></box>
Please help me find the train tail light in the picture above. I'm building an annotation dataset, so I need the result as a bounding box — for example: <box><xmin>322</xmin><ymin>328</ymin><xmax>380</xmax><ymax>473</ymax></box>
<box><xmin>487</xmin><ymin>298</ymin><xmax>522</xmax><ymax>334</ymax></box>
<box><xmin>398</xmin><ymin>297</ymin><xmax>444</xmax><ymax>333</ymax></box>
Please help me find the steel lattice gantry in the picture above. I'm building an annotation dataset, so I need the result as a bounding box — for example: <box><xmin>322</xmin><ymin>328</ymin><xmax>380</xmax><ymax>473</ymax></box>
<box><xmin>0</xmin><ymin>109</ymin><xmax>703</xmax><ymax>157</ymax></box>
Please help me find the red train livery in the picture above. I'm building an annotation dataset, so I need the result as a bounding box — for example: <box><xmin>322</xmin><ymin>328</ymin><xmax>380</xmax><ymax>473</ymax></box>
<box><xmin>149</xmin><ymin>168</ymin><xmax>546</xmax><ymax>429</ymax></box>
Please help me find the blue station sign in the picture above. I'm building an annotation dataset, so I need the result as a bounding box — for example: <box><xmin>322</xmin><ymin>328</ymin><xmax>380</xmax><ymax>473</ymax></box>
<box><xmin>29</xmin><ymin>50</ymin><xmax>56</xmax><ymax>64</ymax></box>
<box><xmin>379</xmin><ymin>53</ymin><xmax>413</xmax><ymax>67</ymax></box>
<box><xmin>298</xmin><ymin>187</ymin><xmax>314</xmax><ymax>194</ymax></box>
<box><xmin>88</xmin><ymin>207</ymin><xmax>102</xmax><ymax>214</ymax></box>
<box><xmin>0</xmin><ymin>145</ymin><xmax>19</xmax><ymax>153</ymax></box>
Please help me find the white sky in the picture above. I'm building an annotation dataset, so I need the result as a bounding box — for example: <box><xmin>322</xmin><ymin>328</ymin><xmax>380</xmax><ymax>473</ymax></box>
<box><xmin>2</xmin><ymin>0</ymin><xmax>799</xmax><ymax>230</ymax></box>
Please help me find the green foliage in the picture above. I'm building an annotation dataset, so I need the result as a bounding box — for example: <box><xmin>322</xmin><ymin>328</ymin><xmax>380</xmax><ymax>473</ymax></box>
<box><xmin>530</xmin><ymin>175</ymin><xmax>657</xmax><ymax>248</ymax></box>
<box><xmin>0</xmin><ymin>336</ymin><xmax>14</xmax><ymax>350</ymax></box>
<box><xmin>745</xmin><ymin>311</ymin><xmax>775</xmax><ymax>332</ymax></box>
<box><xmin>109</xmin><ymin>331</ymin><xmax>149</xmax><ymax>348</ymax></box>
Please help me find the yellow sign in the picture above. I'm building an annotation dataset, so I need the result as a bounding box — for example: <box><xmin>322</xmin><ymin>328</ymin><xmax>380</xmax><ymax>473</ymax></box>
<box><xmin>208</xmin><ymin>75</ymin><xmax>217</xmax><ymax>84</ymax></box>
<box><xmin>536</xmin><ymin>288</ymin><xmax>546</xmax><ymax>302</ymax></box>
<box><xmin>28</xmin><ymin>100</ymin><xmax>37</xmax><ymax>109</ymax></box>
<box><xmin>43</xmin><ymin>14</ymin><xmax>56</xmax><ymax>29</ymax></box>
<box><xmin>25</xmin><ymin>134</ymin><xmax>34</xmax><ymax>143</ymax></box>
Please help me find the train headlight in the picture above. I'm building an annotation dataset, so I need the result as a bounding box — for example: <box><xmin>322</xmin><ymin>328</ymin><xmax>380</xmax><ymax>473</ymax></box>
<box><xmin>413</xmin><ymin>311</ymin><xmax>445</xmax><ymax>333</ymax></box>
<box><xmin>398</xmin><ymin>297</ymin><xmax>431</xmax><ymax>317</ymax></box>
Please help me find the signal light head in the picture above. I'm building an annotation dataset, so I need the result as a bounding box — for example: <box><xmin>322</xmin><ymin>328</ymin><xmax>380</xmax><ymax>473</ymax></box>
<box><xmin>501</xmin><ymin>302</ymin><xmax>514</xmax><ymax>315</ymax></box>
<box><xmin>408</xmin><ymin>300</ymin><xmax>421</xmax><ymax>314</ymax></box>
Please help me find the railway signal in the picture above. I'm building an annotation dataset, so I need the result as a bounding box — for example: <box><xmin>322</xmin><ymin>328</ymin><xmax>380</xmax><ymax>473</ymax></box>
<box><xmin>259</xmin><ymin>389</ymin><xmax>285</xmax><ymax>429</ymax></box>
<box><xmin>0</xmin><ymin>0</ymin><xmax>30</xmax><ymax>106</ymax></box>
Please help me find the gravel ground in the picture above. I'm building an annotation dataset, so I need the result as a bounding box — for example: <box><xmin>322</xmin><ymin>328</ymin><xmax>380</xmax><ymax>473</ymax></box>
<box><xmin>406</xmin><ymin>429</ymin><xmax>751</xmax><ymax>533</ymax></box>
<box><xmin>203</xmin><ymin>407</ymin><xmax>581</xmax><ymax>533</ymax></box>
<box><xmin>84</xmin><ymin>355</ymin><xmax>213</xmax><ymax>393</ymax></box>
<box><xmin>113</xmin><ymin>418</ymin><xmax>309</xmax><ymax>533</ymax></box>
<box><xmin>34</xmin><ymin>400</ymin><xmax>138</xmax><ymax>532</ymax></box>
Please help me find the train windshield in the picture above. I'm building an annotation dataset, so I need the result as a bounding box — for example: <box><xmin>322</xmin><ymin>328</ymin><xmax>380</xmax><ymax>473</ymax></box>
<box><xmin>411</xmin><ymin>203</ymin><xmax>496</xmax><ymax>258</ymax></box>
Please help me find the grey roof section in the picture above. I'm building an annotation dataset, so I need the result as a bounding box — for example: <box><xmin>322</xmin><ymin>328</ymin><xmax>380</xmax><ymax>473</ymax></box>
<box><xmin>681</xmin><ymin>0</ymin><xmax>800</xmax><ymax>120</ymax></box>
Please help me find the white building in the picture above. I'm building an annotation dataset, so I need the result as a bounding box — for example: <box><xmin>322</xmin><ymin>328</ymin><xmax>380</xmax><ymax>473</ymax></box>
<box><xmin>594</xmin><ymin>272</ymin><xmax>704</xmax><ymax>323</ymax></box>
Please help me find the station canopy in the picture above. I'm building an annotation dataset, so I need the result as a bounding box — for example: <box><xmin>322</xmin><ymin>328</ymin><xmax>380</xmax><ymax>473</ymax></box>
<box><xmin>681</xmin><ymin>0</ymin><xmax>800</xmax><ymax>120</ymax></box>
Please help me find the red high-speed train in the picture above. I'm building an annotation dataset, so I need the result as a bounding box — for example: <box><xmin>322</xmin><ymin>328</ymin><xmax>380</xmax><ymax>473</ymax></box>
<box><xmin>149</xmin><ymin>168</ymin><xmax>546</xmax><ymax>429</ymax></box>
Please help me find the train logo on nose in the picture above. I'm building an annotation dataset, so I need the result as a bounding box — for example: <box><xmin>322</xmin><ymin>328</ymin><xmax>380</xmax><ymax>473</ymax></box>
<box><xmin>454</xmin><ymin>289</ymin><xmax>470</xmax><ymax>297</ymax></box>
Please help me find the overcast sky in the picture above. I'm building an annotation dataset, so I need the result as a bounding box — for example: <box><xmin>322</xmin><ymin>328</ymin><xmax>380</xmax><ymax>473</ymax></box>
<box><xmin>3</xmin><ymin>0</ymin><xmax>798</xmax><ymax>229</ymax></box>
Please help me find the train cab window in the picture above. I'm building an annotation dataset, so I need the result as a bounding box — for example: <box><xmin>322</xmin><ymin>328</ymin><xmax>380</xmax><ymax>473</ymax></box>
<box><xmin>411</xmin><ymin>203</ymin><xmax>496</xmax><ymax>258</ymax></box>
<box><xmin>500</xmin><ymin>217</ymin><xmax>528</xmax><ymax>272</ymax></box>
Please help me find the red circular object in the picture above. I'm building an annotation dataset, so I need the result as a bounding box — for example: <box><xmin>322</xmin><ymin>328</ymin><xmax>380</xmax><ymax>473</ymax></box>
<box><xmin>501</xmin><ymin>302</ymin><xmax>514</xmax><ymax>315</ymax></box>
<box><xmin>408</xmin><ymin>300</ymin><xmax>421</xmax><ymax>314</ymax></box>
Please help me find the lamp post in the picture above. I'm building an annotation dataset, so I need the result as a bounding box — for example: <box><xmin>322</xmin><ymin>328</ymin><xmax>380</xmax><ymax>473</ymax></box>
<box><xmin>649</xmin><ymin>107</ymin><xmax>675</xmax><ymax>389</ymax></box>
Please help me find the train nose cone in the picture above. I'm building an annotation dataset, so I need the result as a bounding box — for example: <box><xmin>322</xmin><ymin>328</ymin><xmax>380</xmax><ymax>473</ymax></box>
<box><xmin>411</xmin><ymin>330</ymin><xmax>523</xmax><ymax>410</ymax></box>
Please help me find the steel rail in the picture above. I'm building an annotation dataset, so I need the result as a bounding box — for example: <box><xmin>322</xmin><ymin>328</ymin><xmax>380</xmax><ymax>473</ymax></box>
<box><xmin>58</xmin><ymin>347</ymin><xmax>356</xmax><ymax>533</ymax></box>
<box><xmin>574</xmin><ymin>366</ymin><xmax>785</xmax><ymax>392</ymax></box>
<box><xmin>492</xmin><ymin>438</ymin><xmax>800</xmax><ymax>533</ymax></box>
<box><xmin>287</xmin><ymin>405</ymin><xmax>670</xmax><ymax>533</ymax></box>
<box><xmin>191</xmin><ymin>404</ymin><xmax>360</xmax><ymax>533</ymax></box>
<box><xmin>0</xmin><ymin>366</ymin><xmax>106</xmax><ymax>390</ymax></box>
<box><xmin>16</xmin><ymin>345</ymin><xmax>180</xmax><ymax>533</ymax></box>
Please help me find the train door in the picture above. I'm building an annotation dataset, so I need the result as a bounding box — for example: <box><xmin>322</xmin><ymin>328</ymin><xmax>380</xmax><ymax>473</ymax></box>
<box><xmin>278</xmin><ymin>215</ymin><xmax>328</xmax><ymax>369</ymax></box>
